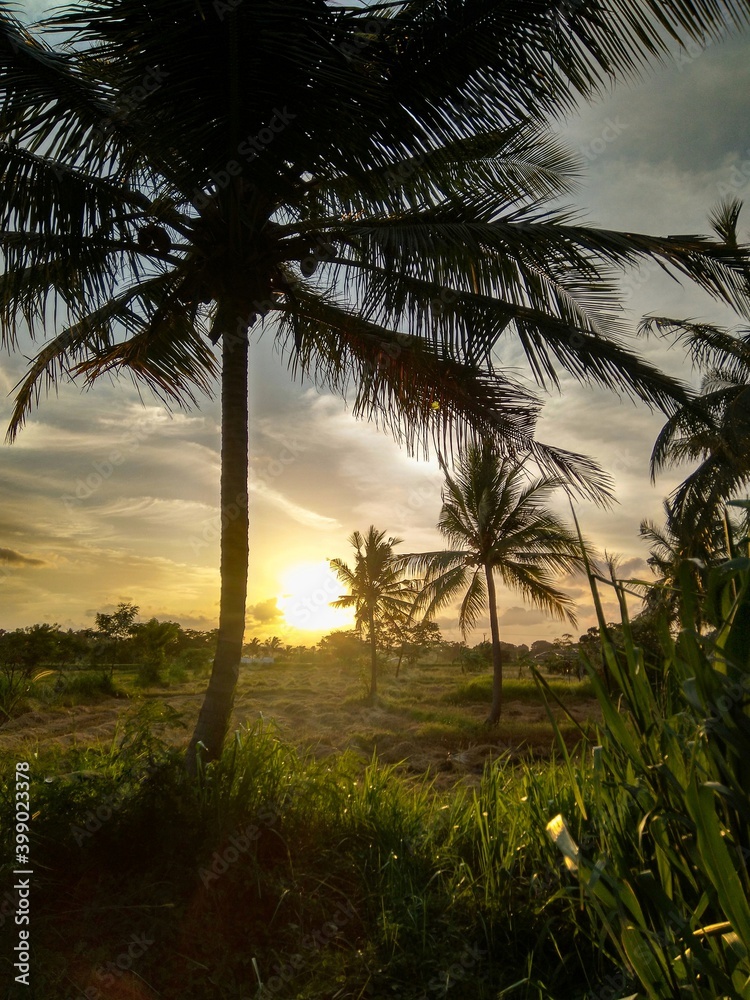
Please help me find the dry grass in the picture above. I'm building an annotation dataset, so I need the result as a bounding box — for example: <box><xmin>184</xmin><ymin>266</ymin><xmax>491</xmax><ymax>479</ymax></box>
<box><xmin>1</xmin><ymin>659</ymin><xmax>601</xmax><ymax>787</ymax></box>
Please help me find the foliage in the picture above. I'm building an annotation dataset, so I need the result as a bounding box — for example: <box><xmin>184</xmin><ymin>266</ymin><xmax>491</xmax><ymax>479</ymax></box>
<box><xmin>410</xmin><ymin>445</ymin><xmax>590</xmax><ymax>722</ymax></box>
<box><xmin>546</xmin><ymin>541</ymin><xmax>750</xmax><ymax>999</ymax></box>
<box><xmin>331</xmin><ymin>526</ymin><xmax>419</xmax><ymax>699</ymax></box>
<box><xmin>644</xmin><ymin>198</ymin><xmax>750</xmax><ymax>527</ymax></box>
<box><xmin>317</xmin><ymin>629</ymin><xmax>368</xmax><ymax>665</ymax></box>
<box><xmin>131</xmin><ymin>617</ymin><xmax>181</xmax><ymax>685</ymax></box>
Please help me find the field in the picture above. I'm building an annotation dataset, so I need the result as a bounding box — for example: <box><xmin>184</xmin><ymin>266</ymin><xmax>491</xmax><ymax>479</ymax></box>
<box><xmin>0</xmin><ymin>659</ymin><xmax>600</xmax><ymax>785</ymax></box>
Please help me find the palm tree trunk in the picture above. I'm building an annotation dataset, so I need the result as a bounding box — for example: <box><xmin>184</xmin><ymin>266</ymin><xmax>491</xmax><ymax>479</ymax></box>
<box><xmin>484</xmin><ymin>564</ymin><xmax>503</xmax><ymax>725</ymax></box>
<box><xmin>369</xmin><ymin>608</ymin><xmax>377</xmax><ymax>701</ymax></box>
<box><xmin>187</xmin><ymin>318</ymin><xmax>249</xmax><ymax>772</ymax></box>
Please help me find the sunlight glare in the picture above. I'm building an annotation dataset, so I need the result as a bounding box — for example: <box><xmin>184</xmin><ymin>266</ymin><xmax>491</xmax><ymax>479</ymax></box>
<box><xmin>277</xmin><ymin>561</ymin><xmax>355</xmax><ymax>632</ymax></box>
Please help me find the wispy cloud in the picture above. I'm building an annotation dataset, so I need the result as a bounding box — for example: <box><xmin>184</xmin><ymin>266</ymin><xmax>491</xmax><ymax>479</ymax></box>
<box><xmin>0</xmin><ymin>547</ymin><xmax>46</xmax><ymax>567</ymax></box>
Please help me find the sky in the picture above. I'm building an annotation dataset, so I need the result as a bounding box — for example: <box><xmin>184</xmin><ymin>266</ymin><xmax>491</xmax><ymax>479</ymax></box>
<box><xmin>2</xmin><ymin>7</ymin><xmax>750</xmax><ymax>647</ymax></box>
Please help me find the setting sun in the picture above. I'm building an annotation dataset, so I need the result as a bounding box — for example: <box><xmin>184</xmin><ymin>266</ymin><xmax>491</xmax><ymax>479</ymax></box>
<box><xmin>277</xmin><ymin>561</ymin><xmax>355</xmax><ymax>633</ymax></box>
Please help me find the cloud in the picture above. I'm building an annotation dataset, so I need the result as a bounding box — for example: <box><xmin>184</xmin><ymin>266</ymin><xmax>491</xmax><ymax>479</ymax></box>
<box><xmin>250</xmin><ymin>480</ymin><xmax>340</xmax><ymax>530</ymax></box>
<box><xmin>616</xmin><ymin>556</ymin><xmax>650</xmax><ymax>578</ymax></box>
<box><xmin>498</xmin><ymin>606</ymin><xmax>552</xmax><ymax>626</ymax></box>
<box><xmin>0</xmin><ymin>547</ymin><xmax>46</xmax><ymax>567</ymax></box>
<box><xmin>246</xmin><ymin>598</ymin><xmax>283</xmax><ymax>626</ymax></box>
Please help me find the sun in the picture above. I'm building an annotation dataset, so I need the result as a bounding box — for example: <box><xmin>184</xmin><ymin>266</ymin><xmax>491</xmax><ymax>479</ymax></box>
<box><xmin>277</xmin><ymin>561</ymin><xmax>355</xmax><ymax>633</ymax></box>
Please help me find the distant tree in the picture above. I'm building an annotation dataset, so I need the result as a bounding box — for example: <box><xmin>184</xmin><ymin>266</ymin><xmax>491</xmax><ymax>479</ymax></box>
<box><xmin>530</xmin><ymin>640</ymin><xmax>557</xmax><ymax>658</ymax></box>
<box><xmin>263</xmin><ymin>636</ymin><xmax>282</xmax><ymax>653</ymax></box>
<box><xmin>317</xmin><ymin>630</ymin><xmax>367</xmax><ymax>665</ymax></box>
<box><xmin>94</xmin><ymin>602</ymin><xmax>139</xmax><ymax>677</ymax></box>
<box><xmin>242</xmin><ymin>638</ymin><xmax>263</xmax><ymax>658</ymax></box>
<box><xmin>131</xmin><ymin>619</ymin><xmax>181</xmax><ymax>684</ymax></box>
<box><xmin>0</xmin><ymin>624</ymin><xmax>64</xmax><ymax>719</ymax></box>
<box><xmin>409</xmin><ymin>446</ymin><xmax>590</xmax><ymax>723</ymax></box>
<box><xmin>331</xmin><ymin>527</ymin><xmax>417</xmax><ymax>701</ymax></box>
<box><xmin>394</xmin><ymin>618</ymin><xmax>443</xmax><ymax>676</ymax></box>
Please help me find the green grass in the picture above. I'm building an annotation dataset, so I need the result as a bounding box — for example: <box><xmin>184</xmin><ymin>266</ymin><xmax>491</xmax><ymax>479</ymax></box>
<box><xmin>0</xmin><ymin>712</ymin><xmax>608</xmax><ymax>1000</ymax></box>
<box><xmin>444</xmin><ymin>674</ymin><xmax>595</xmax><ymax>705</ymax></box>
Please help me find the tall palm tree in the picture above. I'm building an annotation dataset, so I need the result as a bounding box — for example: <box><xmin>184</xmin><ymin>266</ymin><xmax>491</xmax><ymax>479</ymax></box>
<box><xmin>644</xmin><ymin>199</ymin><xmax>750</xmax><ymax>524</ymax></box>
<box><xmin>408</xmin><ymin>446</ymin><xmax>589</xmax><ymax>723</ymax></box>
<box><xmin>3</xmin><ymin>2</ymin><xmax>750</xmax><ymax>766</ymax></box>
<box><xmin>330</xmin><ymin>526</ymin><xmax>416</xmax><ymax>701</ymax></box>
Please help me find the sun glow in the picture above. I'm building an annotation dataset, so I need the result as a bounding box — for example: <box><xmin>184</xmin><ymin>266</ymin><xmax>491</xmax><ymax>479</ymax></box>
<box><xmin>277</xmin><ymin>561</ymin><xmax>355</xmax><ymax>633</ymax></box>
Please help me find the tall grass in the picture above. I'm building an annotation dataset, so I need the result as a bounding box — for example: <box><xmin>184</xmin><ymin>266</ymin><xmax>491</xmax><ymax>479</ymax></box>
<box><xmin>546</xmin><ymin>555</ymin><xmax>750</xmax><ymax>999</ymax></box>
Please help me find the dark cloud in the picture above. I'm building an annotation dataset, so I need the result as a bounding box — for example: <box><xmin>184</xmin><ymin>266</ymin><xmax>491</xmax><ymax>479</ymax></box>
<box><xmin>0</xmin><ymin>547</ymin><xmax>46</xmax><ymax>567</ymax></box>
<box><xmin>498</xmin><ymin>606</ymin><xmax>551</xmax><ymax>626</ymax></box>
<box><xmin>247</xmin><ymin>597</ymin><xmax>282</xmax><ymax>626</ymax></box>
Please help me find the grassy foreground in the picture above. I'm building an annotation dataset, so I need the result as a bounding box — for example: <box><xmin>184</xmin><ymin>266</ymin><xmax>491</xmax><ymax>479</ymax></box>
<box><xmin>0</xmin><ymin>710</ymin><xmax>610</xmax><ymax>1000</ymax></box>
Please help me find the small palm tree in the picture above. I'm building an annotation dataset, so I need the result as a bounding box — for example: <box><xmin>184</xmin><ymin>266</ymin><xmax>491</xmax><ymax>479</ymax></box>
<box><xmin>243</xmin><ymin>638</ymin><xmax>263</xmax><ymax>658</ymax></box>
<box><xmin>639</xmin><ymin>498</ymin><xmax>731</xmax><ymax>628</ymax></box>
<box><xmin>409</xmin><ymin>446</ymin><xmax>589</xmax><ymax>724</ymax></box>
<box><xmin>330</xmin><ymin>527</ymin><xmax>416</xmax><ymax>702</ymax></box>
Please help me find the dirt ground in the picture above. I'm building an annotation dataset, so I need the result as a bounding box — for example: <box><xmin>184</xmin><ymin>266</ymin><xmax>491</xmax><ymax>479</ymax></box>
<box><xmin>0</xmin><ymin>661</ymin><xmax>601</xmax><ymax>787</ymax></box>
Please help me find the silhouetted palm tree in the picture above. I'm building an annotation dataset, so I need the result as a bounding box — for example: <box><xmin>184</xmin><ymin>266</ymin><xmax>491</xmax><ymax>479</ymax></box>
<box><xmin>644</xmin><ymin>200</ymin><xmax>750</xmax><ymax>525</ymax></box>
<box><xmin>331</xmin><ymin>526</ymin><xmax>416</xmax><ymax>701</ymax></box>
<box><xmin>408</xmin><ymin>446</ymin><xmax>589</xmax><ymax>723</ymax></box>
<box><xmin>3</xmin><ymin>2</ymin><xmax>750</xmax><ymax>765</ymax></box>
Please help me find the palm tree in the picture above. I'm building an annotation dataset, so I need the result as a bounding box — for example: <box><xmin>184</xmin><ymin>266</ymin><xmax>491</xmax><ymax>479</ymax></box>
<box><xmin>644</xmin><ymin>199</ymin><xmax>750</xmax><ymax>525</ymax></box>
<box><xmin>639</xmin><ymin>498</ymin><xmax>733</xmax><ymax>628</ymax></box>
<box><xmin>330</xmin><ymin>526</ymin><xmax>416</xmax><ymax>701</ymax></box>
<box><xmin>3</xmin><ymin>2</ymin><xmax>750</xmax><ymax>767</ymax></box>
<box><xmin>243</xmin><ymin>637</ymin><xmax>263</xmax><ymax>658</ymax></box>
<box><xmin>408</xmin><ymin>446</ymin><xmax>589</xmax><ymax>724</ymax></box>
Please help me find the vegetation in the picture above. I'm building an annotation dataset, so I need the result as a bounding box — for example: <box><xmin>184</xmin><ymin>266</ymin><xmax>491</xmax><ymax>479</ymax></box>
<box><xmin>0</xmin><ymin>612</ymin><xmax>216</xmax><ymax>719</ymax></box>
<box><xmin>644</xmin><ymin>199</ymin><xmax>750</xmax><ymax>528</ymax></box>
<box><xmin>331</xmin><ymin>526</ymin><xmax>418</xmax><ymax>701</ymax></box>
<box><xmin>408</xmin><ymin>446</ymin><xmax>591</xmax><ymax>723</ymax></box>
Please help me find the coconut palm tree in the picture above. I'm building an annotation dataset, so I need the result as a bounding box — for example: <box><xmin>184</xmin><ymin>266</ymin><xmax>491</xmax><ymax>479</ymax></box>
<box><xmin>408</xmin><ymin>446</ymin><xmax>589</xmax><ymax>723</ymax></box>
<box><xmin>3</xmin><ymin>2</ymin><xmax>750</xmax><ymax>767</ymax></box>
<box><xmin>330</xmin><ymin>526</ymin><xmax>417</xmax><ymax>701</ymax></box>
<box><xmin>638</xmin><ymin>499</ymin><xmax>727</xmax><ymax>627</ymax></box>
<box><xmin>644</xmin><ymin>201</ymin><xmax>750</xmax><ymax>526</ymax></box>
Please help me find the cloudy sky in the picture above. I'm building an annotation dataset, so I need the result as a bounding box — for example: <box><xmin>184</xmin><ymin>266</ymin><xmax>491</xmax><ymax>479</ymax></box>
<box><xmin>1</xmin><ymin>8</ymin><xmax>750</xmax><ymax>646</ymax></box>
